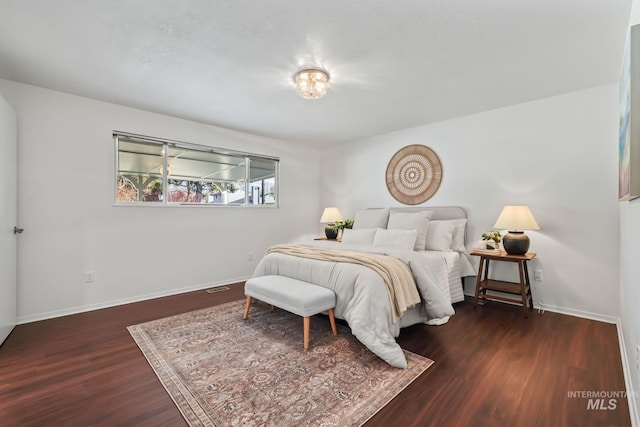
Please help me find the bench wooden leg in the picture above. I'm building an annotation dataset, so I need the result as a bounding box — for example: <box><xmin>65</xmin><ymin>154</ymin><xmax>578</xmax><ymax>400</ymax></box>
<box><xmin>303</xmin><ymin>316</ymin><xmax>310</xmax><ymax>350</ymax></box>
<box><xmin>242</xmin><ymin>296</ymin><xmax>252</xmax><ymax>320</ymax></box>
<box><xmin>328</xmin><ymin>309</ymin><xmax>337</xmax><ymax>336</ymax></box>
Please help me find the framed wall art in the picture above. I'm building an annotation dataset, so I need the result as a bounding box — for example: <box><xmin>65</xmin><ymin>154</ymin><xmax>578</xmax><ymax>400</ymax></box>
<box><xmin>619</xmin><ymin>24</ymin><xmax>640</xmax><ymax>201</ymax></box>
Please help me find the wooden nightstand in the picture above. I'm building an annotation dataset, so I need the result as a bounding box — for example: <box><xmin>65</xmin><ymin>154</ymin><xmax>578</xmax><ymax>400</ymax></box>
<box><xmin>313</xmin><ymin>237</ymin><xmax>341</xmax><ymax>242</ymax></box>
<box><xmin>470</xmin><ymin>249</ymin><xmax>536</xmax><ymax>316</ymax></box>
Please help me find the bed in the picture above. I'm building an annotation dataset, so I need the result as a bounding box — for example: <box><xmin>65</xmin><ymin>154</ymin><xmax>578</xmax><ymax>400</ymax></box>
<box><xmin>251</xmin><ymin>206</ymin><xmax>476</xmax><ymax>368</ymax></box>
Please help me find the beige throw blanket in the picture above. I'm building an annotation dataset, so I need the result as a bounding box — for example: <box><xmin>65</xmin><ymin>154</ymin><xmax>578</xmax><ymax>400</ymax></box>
<box><xmin>266</xmin><ymin>244</ymin><xmax>421</xmax><ymax>323</ymax></box>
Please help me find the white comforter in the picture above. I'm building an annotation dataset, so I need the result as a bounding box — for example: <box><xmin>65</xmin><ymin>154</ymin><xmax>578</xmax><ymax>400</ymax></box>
<box><xmin>252</xmin><ymin>240</ymin><xmax>455</xmax><ymax>368</ymax></box>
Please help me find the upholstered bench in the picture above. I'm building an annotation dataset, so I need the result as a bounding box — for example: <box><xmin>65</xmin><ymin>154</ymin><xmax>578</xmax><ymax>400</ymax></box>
<box><xmin>243</xmin><ymin>275</ymin><xmax>338</xmax><ymax>350</ymax></box>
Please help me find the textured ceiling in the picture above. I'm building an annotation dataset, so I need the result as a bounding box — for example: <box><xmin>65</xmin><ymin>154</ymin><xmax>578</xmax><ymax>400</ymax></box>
<box><xmin>0</xmin><ymin>0</ymin><xmax>632</xmax><ymax>145</ymax></box>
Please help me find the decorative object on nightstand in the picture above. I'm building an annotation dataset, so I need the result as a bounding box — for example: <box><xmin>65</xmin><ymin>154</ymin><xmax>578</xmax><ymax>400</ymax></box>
<box><xmin>481</xmin><ymin>230</ymin><xmax>502</xmax><ymax>250</ymax></box>
<box><xmin>332</xmin><ymin>219</ymin><xmax>354</xmax><ymax>239</ymax></box>
<box><xmin>320</xmin><ymin>207</ymin><xmax>344</xmax><ymax>240</ymax></box>
<box><xmin>493</xmin><ymin>205</ymin><xmax>540</xmax><ymax>255</ymax></box>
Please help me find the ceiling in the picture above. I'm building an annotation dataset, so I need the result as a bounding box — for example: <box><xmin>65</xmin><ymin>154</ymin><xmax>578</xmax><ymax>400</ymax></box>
<box><xmin>0</xmin><ymin>1</ymin><xmax>632</xmax><ymax>145</ymax></box>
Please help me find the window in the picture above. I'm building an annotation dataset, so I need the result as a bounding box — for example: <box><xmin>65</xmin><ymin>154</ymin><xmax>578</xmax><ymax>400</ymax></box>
<box><xmin>114</xmin><ymin>132</ymin><xmax>279</xmax><ymax>206</ymax></box>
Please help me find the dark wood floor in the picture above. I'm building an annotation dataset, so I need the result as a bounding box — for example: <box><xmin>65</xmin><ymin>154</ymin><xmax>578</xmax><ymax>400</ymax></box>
<box><xmin>0</xmin><ymin>282</ymin><xmax>631</xmax><ymax>427</ymax></box>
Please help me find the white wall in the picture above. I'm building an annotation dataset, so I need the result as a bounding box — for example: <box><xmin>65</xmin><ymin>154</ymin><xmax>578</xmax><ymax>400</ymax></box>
<box><xmin>619</xmin><ymin>2</ymin><xmax>640</xmax><ymax>423</ymax></box>
<box><xmin>321</xmin><ymin>84</ymin><xmax>620</xmax><ymax>320</ymax></box>
<box><xmin>0</xmin><ymin>79</ymin><xmax>321</xmax><ymax>323</ymax></box>
<box><xmin>0</xmin><ymin>93</ymin><xmax>17</xmax><ymax>343</ymax></box>
<box><xmin>620</xmin><ymin>204</ymin><xmax>640</xmax><ymax>422</ymax></box>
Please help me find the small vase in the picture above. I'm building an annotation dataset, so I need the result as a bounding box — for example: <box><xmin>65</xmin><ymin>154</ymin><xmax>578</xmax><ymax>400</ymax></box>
<box><xmin>494</xmin><ymin>241</ymin><xmax>501</xmax><ymax>251</ymax></box>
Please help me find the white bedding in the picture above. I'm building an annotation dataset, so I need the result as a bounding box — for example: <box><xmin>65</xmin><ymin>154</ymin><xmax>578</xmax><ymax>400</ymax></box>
<box><xmin>252</xmin><ymin>240</ymin><xmax>457</xmax><ymax>368</ymax></box>
<box><xmin>415</xmin><ymin>250</ymin><xmax>476</xmax><ymax>303</ymax></box>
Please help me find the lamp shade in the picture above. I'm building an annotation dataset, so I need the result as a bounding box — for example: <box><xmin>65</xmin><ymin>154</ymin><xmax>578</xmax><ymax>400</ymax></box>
<box><xmin>493</xmin><ymin>206</ymin><xmax>539</xmax><ymax>255</ymax></box>
<box><xmin>493</xmin><ymin>206</ymin><xmax>540</xmax><ymax>231</ymax></box>
<box><xmin>320</xmin><ymin>207</ymin><xmax>343</xmax><ymax>223</ymax></box>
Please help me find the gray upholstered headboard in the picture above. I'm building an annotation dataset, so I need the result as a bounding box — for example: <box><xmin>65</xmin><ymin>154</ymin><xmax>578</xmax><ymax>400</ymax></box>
<box><xmin>384</xmin><ymin>206</ymin><xmax>467</xmax><ymax>221</ymax></box>
<box><xmin>366</xmin><ymin>206</ymin><xmax>467</xmax><ymax>220</ymax></box>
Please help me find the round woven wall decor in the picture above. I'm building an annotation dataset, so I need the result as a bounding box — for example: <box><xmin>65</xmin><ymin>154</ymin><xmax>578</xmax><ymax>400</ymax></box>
<box><xmin>385</xmin><ymin>144</ymin><xmax>443</xmax><ymax>205</ymax></box>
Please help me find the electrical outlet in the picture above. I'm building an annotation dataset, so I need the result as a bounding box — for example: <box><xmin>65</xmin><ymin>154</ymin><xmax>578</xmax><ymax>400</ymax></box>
<box><xmin>636</xmin><ymin>345</ymin><xmax>640</xmax><ymax>374</ymax></box>
<box><xmin>84</xmin><ymin>271</ymin><xmax>95</xmax><ymax>283</ymax></box>
<box><xmin>248</xmin><ymin>252</ymin><xmax>253</xmax><ymax>262</ymax></box>
<box><xmin>534</xmin><ymin>269</ymin><xmax>543</xmax><ymax>281</ymax></box>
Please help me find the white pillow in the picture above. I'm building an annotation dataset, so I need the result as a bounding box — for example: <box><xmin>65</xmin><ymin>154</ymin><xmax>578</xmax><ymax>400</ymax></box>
<box><xmin>425</xmin><ymin>220</ymin><xmax>454</xmax><ymax>251</ymax></box>
<box><xmin>429</xmin><ymin>219</ymin><xmax>467</xmax><ymax>252</ymax></box>
<box><xmin>386</xmin><ymin>210</ymin><xmax>433</xmax><ymax>251</ymax></box>
<box><xmin>449</xmin><ymin>219</ymin><xmax>467</xmax><ymax>252</ymax></box>
<box><xmin>353</xmin><ymin>208</ymin><xmax>390</xmax><ymax>229</ymax></box>
<box><xmin>341</xmin><ymin>228</ymin><xmax>377</xmax><ymax>245</ymax></box>
<box><xmin>373</xmin><ymin>228</ymin><xmax>418</xmax><ymax>250</ymax></box>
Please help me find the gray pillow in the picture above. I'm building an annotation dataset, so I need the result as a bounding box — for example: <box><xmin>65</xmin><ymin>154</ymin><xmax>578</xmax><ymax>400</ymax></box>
<box><xmin>353</xmin><ymin>208</ymin><xmax>390</xmax><ymax>229</ymax></box>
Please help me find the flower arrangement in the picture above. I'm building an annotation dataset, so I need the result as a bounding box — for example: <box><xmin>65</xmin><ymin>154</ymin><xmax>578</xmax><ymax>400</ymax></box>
<box><xmin>482</xmin><ymin>230</ymin><xmax>502</xmax><ymax>244</ymax></box>
<box><xmin>332</xmin><ymin>219</ymin><xmax>354</xmax><ymax>231</ymax></box>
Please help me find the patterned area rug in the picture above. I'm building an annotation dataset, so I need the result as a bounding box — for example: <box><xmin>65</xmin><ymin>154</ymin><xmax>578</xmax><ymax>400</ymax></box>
<box><xmin>128</xmin><ymin>300</ymin><xmax>433</xmax><ymax>427</ymax></box>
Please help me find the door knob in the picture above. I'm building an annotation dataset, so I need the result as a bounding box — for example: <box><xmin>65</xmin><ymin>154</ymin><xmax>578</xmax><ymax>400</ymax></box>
<box><xmin>13</xmin><ymin>226</ymin><xmax>24</xmax><ymax>234</ymax></box>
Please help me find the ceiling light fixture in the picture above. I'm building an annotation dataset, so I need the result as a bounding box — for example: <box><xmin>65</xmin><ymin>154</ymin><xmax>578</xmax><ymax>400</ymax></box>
<box><xmin>294</xmin><ymin>68</ymin><xmax>330</xmax><ymax>99</ymax></box>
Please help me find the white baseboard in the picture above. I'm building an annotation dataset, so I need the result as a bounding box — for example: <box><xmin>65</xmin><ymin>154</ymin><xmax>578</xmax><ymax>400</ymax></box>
<box><xmin>16</xmin><ymin>276</ymin><xmax>250</xmax><ymax>325</ymax></box>
<box><xmin>533</xmin><ymin>302</ymin><xmax>618</xmax><ymax>324</ymax></box>
<box><xmin>617</xmin><ymin>320</ymin><xmax>640</xmax><ymax>427</ymax></box>
<box><xmin>462</xmin><ymin>290</ymin><xmax>618</xmax><ymax>323</ymax></box>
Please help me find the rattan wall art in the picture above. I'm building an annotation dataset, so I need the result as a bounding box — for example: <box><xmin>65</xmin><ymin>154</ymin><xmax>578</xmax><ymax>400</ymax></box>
<box><xmin>385</xmin><ymin>144</ymin><xmax>443</xmax><ymax>205</ymax></box>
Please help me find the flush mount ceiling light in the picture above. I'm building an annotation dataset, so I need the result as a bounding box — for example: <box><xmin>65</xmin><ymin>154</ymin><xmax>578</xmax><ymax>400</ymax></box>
<box><xmin>294</xmin><ymin>68</ymin><xmax>330</xmax><ymax>99</ymax></box>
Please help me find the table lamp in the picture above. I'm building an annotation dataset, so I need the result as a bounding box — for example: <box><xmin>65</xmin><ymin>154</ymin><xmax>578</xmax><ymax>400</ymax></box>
<box><xmin>320</xmin><ymin>207</ymin><xmax>343</xmax><ymax>239</ymax></box>
<box><xmin>493</xmin><ymin>205</ymin><xmax>540</xmax><ymax>255</ymax></box>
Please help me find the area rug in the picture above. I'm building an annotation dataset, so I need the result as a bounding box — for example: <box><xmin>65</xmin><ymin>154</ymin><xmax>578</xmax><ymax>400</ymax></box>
<box><xmin>128</xmin><ymin>300</ymin><xmax>433</xmax><ymax>427</ymax></box>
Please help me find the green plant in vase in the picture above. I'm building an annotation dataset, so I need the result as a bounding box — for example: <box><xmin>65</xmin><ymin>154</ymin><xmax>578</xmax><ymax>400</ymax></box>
<box><xmin>332</xmin><ymin>219</ymin><xmax>354</xmax><ymax>231</ymax></box>
<box><xmin>482</xmin><ymin>230</ymin><xmax>502</xmax><ymax>250</ymax></box>
<box><xmin>332</xmin><ymin>219</ymin><xmax>354</xmax><ymax>239</ymax></box>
